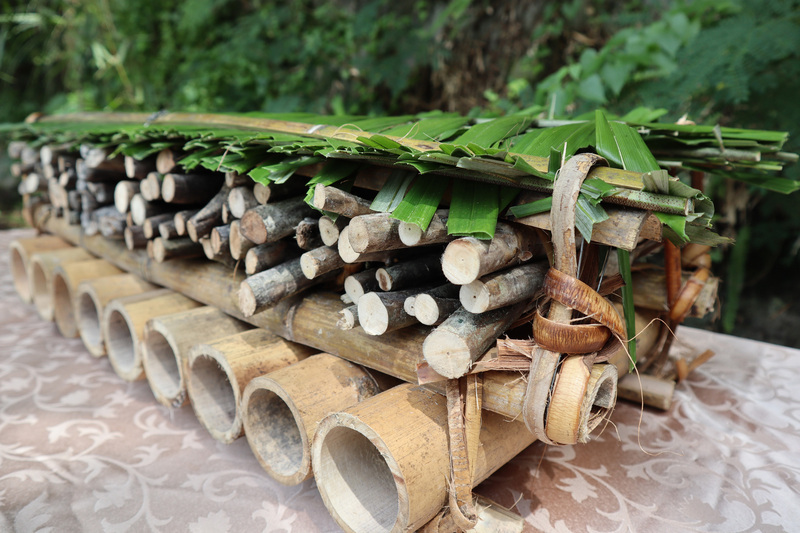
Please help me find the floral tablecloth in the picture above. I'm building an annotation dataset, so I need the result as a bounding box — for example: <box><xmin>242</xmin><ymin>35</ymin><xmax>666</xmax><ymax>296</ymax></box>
<box><xmin>2</xmin><ymin>228</ymin><xmax>798</xmax><ymax>532</ymax></box>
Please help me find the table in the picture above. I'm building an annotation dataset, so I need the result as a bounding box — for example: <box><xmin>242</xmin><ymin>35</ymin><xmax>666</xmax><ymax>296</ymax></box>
<box><xmin>2</xmin><ymin>228</ymin><xmax>798</xmax><ymax>532</ymax></box>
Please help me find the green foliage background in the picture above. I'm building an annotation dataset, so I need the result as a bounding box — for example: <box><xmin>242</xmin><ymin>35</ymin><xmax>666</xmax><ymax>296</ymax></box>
<box><xmin>2</xmin><ymin>0</ymin><xmax>799</xmax><ymax>344</ymax></box>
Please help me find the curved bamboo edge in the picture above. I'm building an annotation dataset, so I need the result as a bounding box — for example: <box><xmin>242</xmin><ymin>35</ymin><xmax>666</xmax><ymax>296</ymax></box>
<box><xmin>9</xmin><ymin>236</ymin><xmax>72</xmax><ymax>303</ymax></box>
<box><xmin>52</xmin><ymin>259</ymin><xmax>125</xmax><ymax>338</ymax></box>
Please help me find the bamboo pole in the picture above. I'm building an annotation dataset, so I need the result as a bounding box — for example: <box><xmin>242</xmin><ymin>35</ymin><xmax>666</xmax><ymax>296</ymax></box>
<box><xmin>242</xmin><ymin>353</ymin><xmax>385</xmax><ymax>485</ymax></box>
<box><xmin>9</xmin><ymin>236</ymin><xmax>72</xmax><ymax>303</ymax></box>
<box><xmin>311</xmin><ymin>383</ymin><xmax>535</xmax><ymax>533</ymax></box>
<box><xmin>75</xmin><ymin>274</ymin><xmax>159</xmax><ymax>357</ymax></box>
<box><xmin>459</xmin><ymin>261</ymin><xmax>548</xmax><ymax>314</ymax></box>
<box><xmin>187</xmin><ymin>330</ymin><xmax>315</xmax><ymax>443</ymax></box>
<box><xmin>52</xmin><ymin>259</ymin><xmax>125</xmax><ymax>338</ymax></box>
<box><xmin>29</xmin><ymin>247</ymin><xmax>95</xmax><ymax>321</ymax></box>
<box><xmin>162</xmin><ymin>173</ymin><xmax>224</xmax><ymax>204</ymax></box>
<box><xmin>142</xmin><ymin>306</ymin><xmax>252</xmax><ymax>408</ymax></box>
<box><xmin>239</xmin><ymin>197</ymin><xmax>313</xmax><ymax>245</ymax></box>
<box><xmin>103</xmin><ymin>289</ymin><xmax>201</xmax><ymax>381</ymax></box>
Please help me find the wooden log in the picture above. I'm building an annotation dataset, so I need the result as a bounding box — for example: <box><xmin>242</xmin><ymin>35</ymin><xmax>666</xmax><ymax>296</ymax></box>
<box><xmin>398</xmin><ymin>209</ymin><xmax>453</xmax><ymax>247</ymax></box>
<box><xmin>343</xmin><ymin>268</ymin><xmax>380</xmax><ymax>304</ymax></box>
<box><xmin>173</xmin><ymin>209</ymin><xmax>200</xmax><ymax>236</ymax></box>
<box><xmin>225</xmin><ymin>171</ymin><xmax>251</xmax><ymax>188</ymax></box>
<box><xmin>631</xmin><ymin>268</ymin><xmax>718</xmax><ymax>319</ymax></box>
<box><xmin>244</xmin><ymin>241</ymin><xmax>292</xmax><ymax>275</ymax></box>
<box><xmin>239</xmin><ymin>196</ymin><xmax>313</xmax><ymax>245</ymax></box>
<box><xmin>123</xmin><ymin>225</ymin><xmax>147</xmax><ymax>250</ymax></box>
<box><xmin>186</xmin><ymin>186</ymin><xmax>230</xmax><ymax>242</ymax></box>
<box><xmin>142</xmin><ymin>306</ymin><xmax>252</xmax><ymax>408</ymax></box>
<box><xmin>52</xmin><ymin>259</ymin><xmax>124</xmax><ymax>338</ymax></box>
<box><xmin>97</xmin><ymin>208</ymin><xmax>127</xmax><ymax>240</ymax></box>
<box><xmin>103</xmin><ymin>289</ymin><xmax>201</xmax><ymax>381</ymax></box>
<box><xmin>375</xmin><ymin>254</ymin><xmax>443</xmax><ymax>292</ymax></box>
<box><xmin>337</xmin><ymin>305</ymin><xmax>359</xmax><ymax>330</ymax></box>
<box><xmin>300</xmin><ymin>246</ymin><xmax>344</xmax><ymax>279</ymax></box>
<box><xmin>130</xmin><ymin>194</ymin><xmax>174</xmax><ymax>226</ymax></box>
<box><xmin>158</xmin><ymin>219</ymin><xmax>180</xmax><ymax>240</ymax></box>
<box><xmin>81</xmin><ymin>146</ymin><xmax>125</xmax><ymax>172</ymax></box>
<box><xmin>75</xmin><ymin>274</ymin><xmax>159</xmax><ymax>357</ymax></box>
<box><xmin>156</xmin><ymin>148</ymin><xmax>179</xmax><ymax>174</ymax></box>
<box><xmin>253</xmin><ymin>182</ymin><xmax>271</xmax><ymax>205</ymax></box>
<box><xmin>114</xmin><ymin>180</ymin><xmax>140</xmax><ymax>213</ymax></box>
<box><xmin>459</xmin><ymin>261</ymin><xmax>548</xmax><ymax>314</ymax></box>
<box><xmin>413</xmin><ymin>287</ymin><xmax>461</xmax><ymax>326</ymax></box>
<box><xmin>319</xmin><ymin>215</ymin><xmax>347</xmax><ymax>246</ymax></box>
<box><xmin>312</xmin><ymin>184</ymin><xmax>374</xmax><ymax>217</ymax></box>
<box><xmin>187</xmin><ymin>330</ymin><xmax>315</xmax><ymax>443</ymax></box>
<box><xmin>7</xmin><ymin>140</ymin><xmax>28</xmax><ymax>159</ymax></box>
<box><xmin>86</xmin><ymin>181</ymin><xmax>115</xmax><ymax>204</ymax></box>
<box><xmin>617</xmin><ymin>373</ymin><xmax>675</xmax><ymax>410</ymax></box>
<box><xmin>57</xmin><ymin>154</ymin><xmax>77</xmax><ymax>173</ymax></box>
<box><xmin>141</xmin><ymin>172</ymin><xmax>163</xmax><ymax>201</ymax></box>
<box><xmin>58</xmin><ymin>168</ymin><xmax>78</xmax><ymax>188</ymax></box>
<box><xmin>124</xmin><ymin>155</ymin><xmax>156</xmax><ymax>180</ymax></box>
<box><xmin>253</xmin><ymin>180</ymin><xmax>307</xmax><ymax>205</ymax></box>
<box><xmin>337</xmin><ymin>226</ymin><xmax>394</xmax><ymax>264</ymax></box>
<box><xmin>229</xmin><ymin>219</ymin><xmax>256</xmax><ymax>260</ymax></box>
<box><xmin>143</xmin><ymin>213</ymin><xmax>178</xmax><ymax>239</ymax></box>
<box><xmin>29</xmin><ymin>247</ymin><xmax>94</xmax><ymax>321</ymax></box>
<box><xmin>441</xmin><ymin>222</ymin><xmax>540</xmax><ymax>285</ymax></box>
<box><xmin>151</xmin><ymin>237</ymin><xmax>203</xmax><ymax>263</ymax></box>
<box><xmin>295</xmin><ymin>217</ymin><xmax>324</xmax><ymax>250</ymax></box>
<box><xmin>9</xmin><ymin>236</ymin><xmax>72</xmax><ymax>303</ymax></box>
<box><xmin>75</xmin><ymin>159</ymin><xmax>125</xmax><ymax>183</ymax></box>
<box><xmin>221</xmin><ymin>202</ymin><xmax>231</xmax><ymax>224</ymax></box>
<box><xmin>46</xmin><ymin>179</ymin><xmax>65</xmax><ymax>210</ymax></box>
<box><xmin>210</xmin><ymin>225</ymin><xmax>231</xmax><ymax>255</ymax></box>
<box><xmin>228</xmin><ymin>186</ymin><xmax>258</xmax><ymax>218</ymax></box>
<box><xmin>239</xmin><ymin>257</ymin><xmax>335</xmax><ymax>317</ymax></box>
<box><xmin>311</xmin><ymin>383</ymin><xmax>534</xmax><ymax>532</ymax></box>
<box><xmin>423</xmin><ymin>302</ymin><xmax>528</xmax><ymax>379</ymax></box>
<box><xmin>357</xmin><ymin>289</ymin><xmax>420</xmax><ymax>336</ymax></box>
<box><xmin>347</xmin><ymin>213</ymin><xmax>404</xmax><ymax>254</ymax></box>
<box><xmin>242</xmin><ymin>353</ymin><xmax>384</xmax><ymax>485</ymax></box>
<box><xmin>162</xmin><ymin>172</ymin><xmax>224</xmax><ymax>204</ymax></box>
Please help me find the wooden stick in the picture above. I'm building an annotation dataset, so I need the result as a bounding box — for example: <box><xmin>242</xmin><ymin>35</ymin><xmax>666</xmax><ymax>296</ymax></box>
<box><xmin>632</xmin><ymin>268</ymin><xmax>718</xmax><ymax>318</ymax></box>
<box><xmin>347</xmin><ymin>213</ymin><xmax>403</xmax><ymax>254</ymax></box>
<box><xmin>141</xmin><ymin>172</ymin><xmax>163</xmax><ymax>201</ymax></box>
<box><xmin>162</xmin><ymin>172</ymin><xmax>224</xmax><ymax>204</ymax></box>
<box><xmin>142</xmin><ymin>306</ymin><xmax>252</xmax><ymax>408</ymax></box>
<box><xmin>413</xmin><ymin>288</ymin><xmax>461</xmax><ymax>326</ymax></box>
<box><xmin>81</xmin><ymin>146</ymin><xmax>125</xmax><ymax>172</ymax></box>
<box><xmin>253</xmin><ymin>182</ymin><xmax>271</xmax><ymax>205</ymax></box>
<box><xmin>239</xmin><ymin>196</ymin><xmax>313</xmax><ymax>245</ymax></box>
<box><xmin>210</xmin><ymin>224</ymin><xmax>231</xmax><ymax>255</ymax></box>
<box><xmin>337</xmin><ymin>305</ymin><xmax>359</xmax><ymax>330</ymax></box>
<box><xmin>186</xmin><ymin>186</ymin><xmax>230</xmax><ymax>242</ymax></box>
<box><xmin>239</xmin><ymin>257</ymin><xmax>333</xmax><ymax>317</ymax></box>
<box><xmin>151</xmin><ymin>237</ymin><xmax>204</xmax><ymax>263</ymax></box>
<box><xmin>375</xmin><ymin>254</ymin><xmax>443</xmax><ymax>291</ymax></box>
<box><xmin>155</xmin><ymin>148</ymin><xmax>179</xmax><ymax>174</ymax></box>
<box><xmin>300</xmin><ymin>246</ymin><xmax>344</xmax><ymax>279</ymax></box>
<box><xmin>76</xmin><ymin>159</ymin><xmax>125</xmax><ymax>183</ymax></box>
<box><xmin>357</xmin><ymin>289</ymin><xmax>421</xmax><ymax>335</ymax></box>
<box><xmin>442</xmin><ymin>222</ymin><xmax>540</xmax><ymax>285</ymax></box>
<box><xmin>75</xmin><ymin>274</ymin><xmax>158</xmax><ymax>357</ymax></box>
<box><xmin>295</xmin><ymin>217</ymin><xmax>324</xmax><ymax>250</ymax></box>
<box><xmin>227</xmin><ymin>186</ymin><xmax>258</xmax><ymax>218</ymax></box>
<box><xmin>229</xmin><ymin>219</ymin><xmax>256</xmax><ymax>260</ymax></box>
<box><xmin>617</xmin><ymin>373</ymin><xmax>675</xmax><ymax>410</ymax></box>
<box><xmin>312</xmin><ymin>184</ymin><xmax>374</xmax><ymax>217</ymax></box>
<box><xmin>423</xmin><ymin>302</ymin><xmax>528</xmax><ymax>379</ymax></box>
<box><xmin>173</xmin><ymin>209</ymin><xmax>200</xmax><ymax>236</ymax></box>
<box><xmin>337</xmin><ymin>226</ymin><xmax>394</xmax><ymax>264</ymax></box>
<box><xmin>253</xmin><ymin>180</ymin><xmax>307</xmax><ymax>205</ymax></box>
<box><xmin>97</xmin><ymin>208</ymin><xmax>127</xmax><ymax>240</ymax></box>
<box><xmin>86</xmin><ymin>181</ymin><xmax>116</xmax><ymax>205</ymax></box>
<box><xmin>398</xmin><ymin>209</ymin><xmax>452</xmax><ymax>247</ymax></box>
<box><xmin>103</xmin><ymin>289</ymin><xmax>201</xmax><ymax>381</ymax></box>
<box><xmin>124</xmin><ymin>155</ymin><xmax>156</xmax><ymax>180</ymax></box>
<box><xmin>29</xmin><ymin>247</ymin><xmax>94</xmax><ymax>321</ymax></box>
<box><xmin>158</xmin><ymin>219</ymin><xmax>180</xmax><ymax>240</ymax></box>
<box><xmin>9</xmin><ymin>236</ymin><xmax>72</xmax><ymax>303</ymax></box>
<box><xmin>319</xmin><ymin>215</ymin><xmax>347</xmax><ymax>246</ymax></box>
<box><xmin>242</xmin><ymin>353</ymin><xmax>384</xmax><ymax>484</ymax></box>
<box><xmin>114</xmin><ymin>180</ymin><xmax>140</xmax><ymax>213</ymax></box>
<box><xmin>221</xmin><ymin>202</ymin><xmax>231</xmax><ymax>224</ymax></box>
<box><xmin>225</xmin><ymin>170</ymin><xmax>251</xmax><ymax>188</ymax></box>
<box><xmin>312</xmin><ymin>383</ymin><xmax>534</xmax><ymax>532</ymax></box>
<box><xmin>58</xmin><ymin>168</ymin><xmax>78</xmax><ymax>188</ymax></box>
<box><xmin>459</xmin><ymin>261</ymin><xmax>548</xmax><ymax>314</ymax></box>
<box><xmin>188</xmin><ymin>330</ymin><xmax>315</xmax><ymax>443</ymax></box>
<box><xmin>343</xmin><ymin>268</ymin><xmax>380</xmax><ymax>304</ymax></box>
<box><xmin>52</xmin><ymin>259</ymin><xmax>124</xmax><ymax>338</ymax></box>
<box><xmin>124</xmin><ymin>225</ymin><xmax>147</xmax><ymax>250</ymax></box>
<box><xmin>244</xmin><ymin>241</ymin><xmax>292</xmax><ymax>275</ymax></box>
<box><xmin>130</xmin><ymin>194</ymin><xmax>173</xmax><ymax>226</ymax></box>
<box><xmin>143</xmin><ymin>213</ymin><xmax>177</xmax><ymax>239</ymax></box>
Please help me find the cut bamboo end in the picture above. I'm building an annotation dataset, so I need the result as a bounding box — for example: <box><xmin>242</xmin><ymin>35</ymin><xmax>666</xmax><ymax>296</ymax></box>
<box><xmin>187</xmin><ymin>330</ymin><xmax>315</xmax><ymax>443</ymax></box>
<box><xmin>242</xmin><ymin>353</ymin><xmax>381</xmax><ymax>485</ymax></box>
<box><xmin>312</xmin><ymin>384</ymin><xmax>535</xmax><ymax>533</ymax></box>
<box><xmin>52</xmin><ymin>259</ymin><xmax>125</xmax><ymax>338</ymax></box>
<box><xmin>103</xmin><ymin>289</ymin><xmax>201</xmax><ymax>382</ymax></box>
<box><xmin>76</xmin><ymin>274</ymin><xmax>159</xmax><ymax>357</ymax></box>
<box><xmin>617</xmin><ymin>373</ymin><xmax>675</xmax><ymax>410</ymax></box>
<box><xmin>9</xmin><ymin>236</ymin><xmax>72</xmax><ymax>303</ymax></box>
<box><xmin>142</xmin><ymin>306</ymin><xmax>252</xmax><ymax>408</ymax></box>
<box><xmin>29</xmin><ymin>247</ymin><xmax>95</xmax><ymax>321</ymax></box>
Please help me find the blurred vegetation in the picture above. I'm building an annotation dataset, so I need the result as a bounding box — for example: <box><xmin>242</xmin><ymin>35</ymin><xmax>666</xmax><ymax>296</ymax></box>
<box><xmin>1</xmin><ymin>0</ymin><xmax>799</xmax><ymax>344</ymax></box>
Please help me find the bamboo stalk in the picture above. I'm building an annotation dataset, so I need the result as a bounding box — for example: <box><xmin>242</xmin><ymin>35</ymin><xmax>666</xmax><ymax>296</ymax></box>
<box><xmin>441</xmin><ymin>222</ymin><xmax>540</xmax><ymax>285</ymax></box>
<box><xmin>114</xmin><ymin>180</ymin><xmax>140</xmax><ymax>213</ymax></box>
<box><xmin>52</xmin><ymin>259</ymin><xmax>125</xmax><ymax>338</ymax></box>
<box><xmin>239</xmin><ymin>196</ymin><xmax>313</xmax><ymax>245</ymax></box>
<box><xmin>142</xmin><ymin>306</ymin><xmax>252</xmax><ymax>408</ymax></box>
<box><xmin>347</xmin><ymin>213</ymin><xmax>403</xmax><ymax>254</ymax></box>
<box><xmin>375</xmin><ymin>254</ymin><xmax>443</xmax><ymax>292</ymax></box>
<box><xmin>242</xmin><ymin>353</ymin><xmax>385</xmax><ymax>484</ymax></box>
<box><xmin>311</xmin><ymin>383</ymin><xmax>535</xmax><ymax>532</ymax></box>
<box><xmin>9</xmin><ymin>236</ymin><xmax>72</xmax><ymax>303</ymax></box>
<box><xmin>343</xmin><ymin>268</ymin><xmax>380</xmax><ymax>304</ymax></box>
<box><xmin>29</xmin><ymin>247</ymin><xmax>95</xmax><ymax>321</ymax></box>
<box><xmin>151</xmin><ymin>237</ymin><xmax>204</xmax><ymax>263</ymax></box>
<box><xmin>162</xmin><ymin>172</ymin><xmax>224</xmax><ymax>204</ymax></box>
<box><xmin>229</xmin><ymin>219</ymin><xmax>256</xmax><ymax>260</ymax></box>
<box><xmin>459</xmin><ymin>261</ymin><xmax>548</xmax><ymax>314</ymax></box>
<box><xmin>75</xmin><ymin>274</ymin><xmax>159</xmax><ymax>357</ymax></box>
<box><xmin>295</xmin><ymin>217</ymin><xmax>324</xmax><ymax>250</ymax></box>
<box><xmin>239</xmin><ymin>258</ymin><xmax>334</xmax><ymax>317</ymax></box>
<box><xmin>227</xmin><ymin>186</ymin><xmax>258</xmax><ymax>218</ymax></box>
<box><xmin>319</xmin><ymin>215</ymin><xmax>347</xmax><ymax>246</ymax></box>
<box><xmin>300</xmin><ymin>246</ymin><xmax>345</xmax><ymax>279</ymax></box>
<box><xmin>244</xmin><ymin>241</ymin><xmax>292</xmax><ymax>275</ymax></box>
<box><xmin>398</xmin><ymin>209</ymin><xmax>452</xmax><ymax>247</ymax></box>
<box><xmin>186</xmin><ymin>185</ymin><xmax>230</xmax><ymax>242</ymax></box>
<box><xmin>103</xmin><ymin>289</ymin><xmax>201</xmax><ymax>381</ymax></box>
<box><xmin>312</xmin><ymin>184</ymin><xmax>374</xmax><ymax>217</ymax></box>
<box><xmin>187</xmin><ymin>330</ymin><xmax>315</xmax><ymax>443</ymax></box>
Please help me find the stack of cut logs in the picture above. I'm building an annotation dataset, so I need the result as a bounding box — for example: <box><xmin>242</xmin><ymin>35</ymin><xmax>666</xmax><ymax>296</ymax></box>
<box><xmin>8</xmin><ymin>139</ymin><xmax>718</xmax><ymax>532</ymax></box>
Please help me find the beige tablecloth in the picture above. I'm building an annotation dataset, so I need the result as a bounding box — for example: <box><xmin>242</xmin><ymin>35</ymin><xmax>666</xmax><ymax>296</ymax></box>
<box><xmin>1</xmin><ymin>228</ymin><xmax>798</xmax><ymax>532</ymax></box>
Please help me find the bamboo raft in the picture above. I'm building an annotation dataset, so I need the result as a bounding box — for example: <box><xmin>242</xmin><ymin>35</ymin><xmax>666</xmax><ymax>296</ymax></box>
<box><xmin>5</xmin><ymin>110</ymin><xmax>797</xmax><ymax>532</ymax></box>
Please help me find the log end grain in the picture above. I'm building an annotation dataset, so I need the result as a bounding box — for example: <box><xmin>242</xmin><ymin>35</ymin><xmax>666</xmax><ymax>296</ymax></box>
<box><xmin>398</xmin><ymin>221</ymin><xmax>423</xmax><ymax>246</ymax></box>
<box><xmin>422</xmin><ymin>329</ymin><xmax>472</xmax><ymax>379</ymax></box>
<box><xmin>356</xmin><ymin>292</ymin><xmax>389</xmax><ymax>336</ymax></box>
<box><xmin>441</xmin><ymin>239</ymin><xmax>482</xmax><ymax>285</ymax></box>
<box><xmin>459</xmin><ymin>280</ymin><xmax>490</xmax><ymax>314</ymax></box>
<box><xmin>238</xmin><ymin>281</ymin><xmax>258</xmax><ymax>318</ymax></box>
<box><xmin>240</xmin><ymin>209</ymin><xmax>268</xmax><ymax>245</ymax></box>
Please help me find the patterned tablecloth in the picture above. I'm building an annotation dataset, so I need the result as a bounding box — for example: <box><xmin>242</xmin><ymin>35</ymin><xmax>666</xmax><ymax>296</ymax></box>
<box><xmin>1</xmin><ymin>227</ymin><xmax>798</xmax><ymax>533</ymax></box>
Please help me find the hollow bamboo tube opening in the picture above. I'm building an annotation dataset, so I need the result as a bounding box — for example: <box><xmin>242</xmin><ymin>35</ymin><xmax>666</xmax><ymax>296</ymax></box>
<box><xmin>76</xmin><ymin>274</ymin><xmax>160</xmax><ymax>357</ymax></box>
<box><xmin>242</xmin><ymin>353</ymin><xmax>382</xmax><ymax>485</ymax></box>
<box><xmin>187</xmin><ymin>330</ymin><xmax>315</xmax><ymax>443</ymax></box>
<box><xmin>52</xmin><ymin>259</ymin><xmax>124</xmax><ymax>338</ymax></box>
<box><xmin>103</xmin><ymin>290</ymin><xmax>200</xmax><ymax>382</ymax></box>
<box><xmin>9</xmin><ymin>236</ymin><xmax>72</xmax><ymax>303</ymax></box>
<box><xmin>29</xmin><ymin>247</ymin><xmax>94</xmax><ymax>321</ymax></box>
<box><xmin>142</xmin><ymin>306</ymin><xmax>252</xmax><ymax>408</ymax></box>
